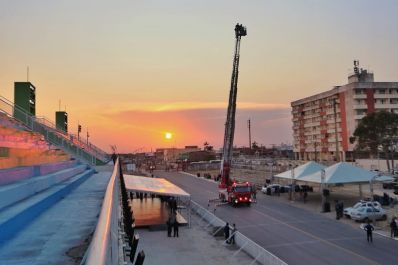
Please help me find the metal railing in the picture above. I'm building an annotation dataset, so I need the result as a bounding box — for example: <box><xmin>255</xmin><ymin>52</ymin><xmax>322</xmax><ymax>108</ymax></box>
<box><xmin>0</xmin><ymin>95</ymin><xmax>108</xmax><ymax>165</ymax></box>
<box><xmin>83</xmin><ymin>159</ymin><xmax>120</xmax><ymax>265</ymax></box>
<box><xmin>190</xmin><ymin>201</ymin><xmax>288</xmax><ymax>265</ymax></box>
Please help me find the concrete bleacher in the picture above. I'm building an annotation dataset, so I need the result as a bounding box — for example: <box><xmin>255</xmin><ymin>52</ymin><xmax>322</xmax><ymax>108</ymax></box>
<box><xmin>0</xmin><ymin>161</ymin><xmax>95</xmax><ymax>245</ymax></box>
<box><xmin>0</xmin><ymin>112</ymin><xmax>70</xmax><ymax>170</ymax></box>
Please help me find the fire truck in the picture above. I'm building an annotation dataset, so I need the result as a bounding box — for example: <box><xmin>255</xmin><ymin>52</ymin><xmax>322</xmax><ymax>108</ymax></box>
<box><xmin>217</xmin><ymin>24</ymin><xmax>253</xmax><ymax>207</ymax></box>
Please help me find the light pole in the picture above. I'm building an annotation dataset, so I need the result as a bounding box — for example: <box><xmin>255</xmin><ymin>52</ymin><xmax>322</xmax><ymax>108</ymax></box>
<box><xmin>321</xmin><ymin>169</ymin><xmax>326</xmax><ymax>212</ymax></box>
<box><xmin>289</xmin><ymin>164</ymin><xmax>296</xmax><ymax>201</ymax></box>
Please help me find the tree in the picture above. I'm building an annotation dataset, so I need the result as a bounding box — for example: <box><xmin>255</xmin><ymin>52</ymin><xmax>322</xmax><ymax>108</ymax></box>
<box><xmin>352</xmin><ymin>111</ymin><xmax>398</xmax><ymax>171</ymax></box>
<box><xmin>203</xmin><ymin>141</ymin><xmax>213</xmax><ymax>151</ymax></box>
<box><xmin>252</xmin><ymin>141</ymin><xmax>259</xmax><ymax>150</ymax></box>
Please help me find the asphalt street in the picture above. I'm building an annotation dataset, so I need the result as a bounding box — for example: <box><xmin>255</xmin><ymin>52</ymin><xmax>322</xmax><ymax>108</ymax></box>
<box><xmin>158</xmin><ymin>170</ymin><xmax>398</xmax><ymax>265</ymax></box>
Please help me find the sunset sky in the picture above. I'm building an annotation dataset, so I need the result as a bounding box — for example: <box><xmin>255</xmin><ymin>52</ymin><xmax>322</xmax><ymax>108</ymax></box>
<box><xmin>1</xmin><ymin>0</ymin><xmax>398</xmax><ymax>153</ymax></box>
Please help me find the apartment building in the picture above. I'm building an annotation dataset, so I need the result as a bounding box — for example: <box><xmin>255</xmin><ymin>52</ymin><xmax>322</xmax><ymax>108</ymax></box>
<box><xmin>291</xmin><ymin>62</ymin><xmax>398</xmax><ymax>161</ymax></box>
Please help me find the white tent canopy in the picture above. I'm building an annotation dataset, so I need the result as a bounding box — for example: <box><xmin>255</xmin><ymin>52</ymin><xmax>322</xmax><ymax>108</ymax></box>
<box><xmin>124</xmin><ymin>175</ymin><xmax>191</xmax><ymax>198</ymax></box>
<box><xmin>299</xmin><ymin>162</ymin><xmax>394</xmax><ymax>184</ymax></box>
<box><xmin>274</xmin><ymin>161</ymin><xmax>326</xmax><ymax>180</ymax></box>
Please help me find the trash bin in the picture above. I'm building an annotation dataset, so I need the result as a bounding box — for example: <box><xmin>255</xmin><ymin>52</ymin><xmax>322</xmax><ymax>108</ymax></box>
<box><xmin>323</xmin><ymin>202</ymin><xmax>331</xmax><ymax>212</ymax></box>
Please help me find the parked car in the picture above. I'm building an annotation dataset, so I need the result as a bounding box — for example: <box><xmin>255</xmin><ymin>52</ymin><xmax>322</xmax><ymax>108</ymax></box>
<box><xmin>382</xmin><ymin>181</ymin><xmax>398</xmax><ymax>189</ymax></box>
<box><xmin>344</xmin><ymin>201</ymin><xmax>382</xmax><ymax>218</ymax></box>
<box><xmin>261</xmin><ymin>184</ymin><xmax>281</xmax><ymax>195</ymax></box>
<box><xmin>350</xmin><ymin>206</ymin><xmax>387</xmax><ymax>222</ymax></box>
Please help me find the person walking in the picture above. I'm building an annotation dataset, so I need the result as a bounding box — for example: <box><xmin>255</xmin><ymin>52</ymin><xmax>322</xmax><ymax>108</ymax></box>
<box><xmin>224</xmin><ymin>222</ymin><xmax>230</xmax><ymax>244</ymax></box>
<box><xmin>230</xmin><ymin>223</ymin><xmax>237</xmax><ymax>244</ymax></box>
<box><xmin>173</xmin><ymin>220</ymin><xmax>179</xmax><ymax>237</ymax></box>
<box><xmin>364</xmin><ymin>221</ymin><xmax>374</xmax><ymax>243</ymax></box>
<box><xmin>390</xmin><ymin>217</ymin><xmax>397</xmax><ymax>238</ymax></box>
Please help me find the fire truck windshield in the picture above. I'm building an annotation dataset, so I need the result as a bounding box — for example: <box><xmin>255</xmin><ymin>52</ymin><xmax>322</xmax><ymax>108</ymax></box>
<box><xmin>233</xmin><ymin>186</ymin><xmax>251</xmax><ymax>193</ymax></box>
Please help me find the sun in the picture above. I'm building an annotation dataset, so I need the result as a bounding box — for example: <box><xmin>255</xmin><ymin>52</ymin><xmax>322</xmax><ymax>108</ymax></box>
<box><xmin>165</xmin><ymin>132</ymin><xmax>173</xmax><ymax>140</ymax></box>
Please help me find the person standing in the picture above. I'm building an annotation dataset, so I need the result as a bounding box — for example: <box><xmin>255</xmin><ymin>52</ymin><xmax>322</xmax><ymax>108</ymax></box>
<box><xmin>390</xmin><ymin>217</ymin><xmax>397</xmax><ymax>238</ymax></box>
<box><xmin>252</xmin><ymin>184</ymin><xmax>257</xmax><ymax>202</ymax></box>
<box><xmin>166</xmin><ymin>218</ymin><xmax>172</xmax><ymax>237</ymax></box>
<box><xmin>173</xmin><ymin>220</ymin><xmax>179</xmax><ymax>237</ymax></box>
<box><xmin>364</xmin><ymin>221</ymin><xmax>374</xmax><ymax>243</ymax></box>
<box><xmin>230</xmin><ymin>223</ymin><xmax>237</xmax><ymax>244</ymax></box>
<box><xmin>334</xmin><ymin>200</ymin><xmax>340</xmax><ymax>220</ymax></box>
<box><xmin>224</xmin><ymin>222</ymin><xmax>230</xmax><ymax>244</ymax></box>
<box><xmin>303</xmin><ymin>191</ymin><xmax>308</xmax><ymax>203</ymax></box>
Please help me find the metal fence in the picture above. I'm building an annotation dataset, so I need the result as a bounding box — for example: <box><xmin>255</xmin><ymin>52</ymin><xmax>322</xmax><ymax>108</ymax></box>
<box><xmin>0</xmin><ymin>95</ymin><xmax>108</xmax><ymax>165</ymax></box>
<box><xmin>83</xmin><ymin>159</ymin><xmax>120</xmax><ymax>265</ymax></box>
<box><xmin>190</xmin><ymin>201</ymin><xmax>288</xmax><ymax>265</ymax></box>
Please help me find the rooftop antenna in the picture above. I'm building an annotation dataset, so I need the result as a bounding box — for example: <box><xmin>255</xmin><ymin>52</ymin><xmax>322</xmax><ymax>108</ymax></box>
<box><xmin>59</xmin><ymin>100</ymin><xmax>61</xmax><ymax>111</ymax></box>
<box><xmin>27</xmin><ymin>66</ymin><xmax>29</xmax><ymax>82</ymax></box>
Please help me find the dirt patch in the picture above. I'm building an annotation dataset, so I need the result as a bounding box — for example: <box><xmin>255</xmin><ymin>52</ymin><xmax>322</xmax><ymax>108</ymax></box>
<box><xmin>65</xmin><ymin>232</ymin><xmax>93</xmax><ymax>265</ymax></box>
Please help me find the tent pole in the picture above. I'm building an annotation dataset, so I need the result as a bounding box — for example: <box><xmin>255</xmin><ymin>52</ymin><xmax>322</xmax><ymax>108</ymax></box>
<box><xmin>358</xmin><ymin>184</ymin><xmax>363</xmax><ymax>199</ymax></box>
<box><xmin>189</xmin><ymin>198</ymin><xmax>191</xmax><ymax>228</ymax></box>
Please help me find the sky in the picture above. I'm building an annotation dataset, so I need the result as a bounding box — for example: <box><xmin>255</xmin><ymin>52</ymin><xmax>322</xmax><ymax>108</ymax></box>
<box><xmin>1</xmin><ymin>0</ymin><xmax>398</xmax><ymax>153</ymax></box>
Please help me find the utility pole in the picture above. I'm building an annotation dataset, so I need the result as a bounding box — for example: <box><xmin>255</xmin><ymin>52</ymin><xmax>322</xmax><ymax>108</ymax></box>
<box><xmin>332</xmin><ymin>97</ymin><xmax>340</xmax><ymax>162</ymax></box>
<box><xmin>248</xmin><ymin>119</ymin><xmax>252</xmax><ymax>149</ymax></box>
<box><xmin>78</xmin><ymin>124</ymin><xmax>81</xmax><ymax>141</ymax></box>
<box><xmin>87</xmin><ymin>129</ymin><xmax>89</xmax><ymax>146</ymax></box>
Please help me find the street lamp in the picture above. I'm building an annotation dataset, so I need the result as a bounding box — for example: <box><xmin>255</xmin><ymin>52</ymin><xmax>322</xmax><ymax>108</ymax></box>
<box><xmin>321</xmin><ymin>169</ymin><xmax>326</xmax><ymax>211</ymax></box>
<box><xmin>289</xmin><ymin>164</ymin><xmax>296</xmax><ymax>201</ymax></box>
<box><xmin>369</xmin><ymin>173</ymin><xmax>382</xmax><ymax>225</ymax></box>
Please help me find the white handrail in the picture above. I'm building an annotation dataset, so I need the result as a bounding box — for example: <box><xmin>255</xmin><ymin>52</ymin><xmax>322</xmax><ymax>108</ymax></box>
<box><xmin>84</xmin><ymin>159</ymin><xmax>120</xmax><ymax>265</ymax></box>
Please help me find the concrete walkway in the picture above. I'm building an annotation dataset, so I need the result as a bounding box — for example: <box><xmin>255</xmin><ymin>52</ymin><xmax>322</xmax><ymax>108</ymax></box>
<box><xmin>136</xmin><ymin>211</ymin><xmax>259</xmax><ymax>265</ymax></box>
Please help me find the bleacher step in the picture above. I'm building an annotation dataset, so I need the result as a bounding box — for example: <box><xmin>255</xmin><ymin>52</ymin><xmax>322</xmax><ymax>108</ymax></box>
<box><xmin>0</xmin><ymin>164</ymin><xmax>87</xmax><ymax>211</ymax></box>
<box><xmin>0</xmin><ymin>168</ymin><xmax>95</xmax><ymax>246</ymax></box>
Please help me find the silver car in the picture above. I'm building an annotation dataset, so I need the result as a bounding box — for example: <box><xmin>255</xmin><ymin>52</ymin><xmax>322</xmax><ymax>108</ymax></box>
<box><xmin>350</xmin><ymin>206</ymin><xmax>387</xmax><ymax>222</ymax></box>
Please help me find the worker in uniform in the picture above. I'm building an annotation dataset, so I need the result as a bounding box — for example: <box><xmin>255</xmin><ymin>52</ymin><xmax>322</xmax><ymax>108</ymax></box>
<box><xmin>364</xmin><ymin>221</ymin><xmax>374</xmax><ymax>243</ymax></box>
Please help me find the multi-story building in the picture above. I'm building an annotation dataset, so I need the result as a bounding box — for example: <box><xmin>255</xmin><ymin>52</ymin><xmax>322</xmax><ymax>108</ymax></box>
<box><xmin>291</xmin><ymin>62</ymin><xmax>398</xmax><ymax>161</ymax></box>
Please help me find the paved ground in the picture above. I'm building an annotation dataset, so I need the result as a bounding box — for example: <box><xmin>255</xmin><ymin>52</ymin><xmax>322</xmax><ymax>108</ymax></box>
<box><xmin>190</xmin><ymin>168</ymin><xmax>398</xmax><ymax>235</ymax></box>
<box><xmin>136</xmin><ymin>210</ymin><xmax>259</xmax><ymax>265</ymax></box>
<box><xmin>0</xmin><ymin>165</ymin><xmax>112</xmax><ymax>265</ymax></box>
<box><xmin>156</xmin><ymin>170</ymin><xmax>398</xmax><ymax>265</ymax></box>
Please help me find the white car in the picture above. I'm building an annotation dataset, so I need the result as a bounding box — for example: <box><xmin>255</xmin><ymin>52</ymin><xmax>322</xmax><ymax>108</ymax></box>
<box><xmin>261</xmin><ymin>184</ymin><xmax>281</xmax><ymax>194</ymax></box>
<box><xmin>350</xmin><ymin>206</ymin><xmax>387</xmax><ymax>222</ymax></box>
<box><xmin>344</xmin><ymin>201</ymin><xmax>381</xmax><ymax>218</ymax></box>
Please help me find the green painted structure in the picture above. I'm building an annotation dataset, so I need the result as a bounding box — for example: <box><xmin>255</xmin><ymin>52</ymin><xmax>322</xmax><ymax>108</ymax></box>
<box><xmin>55</xmin><ymin>111</ymin><xmax>68</xmax><ymax>133</ymax></box>
<box><xmin>13</xmin><ymin>82</ymin><xmax>36</xmax><ymax>122</ymax></box>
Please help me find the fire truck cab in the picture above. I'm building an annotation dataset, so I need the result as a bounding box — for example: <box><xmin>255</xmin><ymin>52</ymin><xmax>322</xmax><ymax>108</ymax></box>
<box><xmin>219</xmin><ymin>181</ymin><xmax>252</xmax><ymax>206</ymax></box>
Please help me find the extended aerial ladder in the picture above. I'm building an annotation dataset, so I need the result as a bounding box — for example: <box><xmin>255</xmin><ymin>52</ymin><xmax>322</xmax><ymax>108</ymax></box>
<box><xmin>219</xmin><ymin>23</ymin><xmax>247</xmax><ymax>189</ymax></box>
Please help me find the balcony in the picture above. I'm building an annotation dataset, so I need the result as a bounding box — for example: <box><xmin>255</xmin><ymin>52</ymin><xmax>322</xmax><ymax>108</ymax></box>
<box><xmin>374</xmin><ymin>94</ymin><xmax>395</xmax><ymax>99</ymax></box>
<box><xmin>353</xmin><ymin>104</ymin><xmax>368</xmax><ymax>109</ymax></box>
<box><xmin>375</xmin><ymin>103</ymin><xmax>398</xmax><ymax>109</ymax></box>
<box><xmin>353</xmin><ymin>94</ymin><xmax>367</xmax><ymax>99</ymax></box>
<box><xmin>354</xmin><ymin>114</ymin><xmax>366</xmax><ymax>120</ymax></box>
